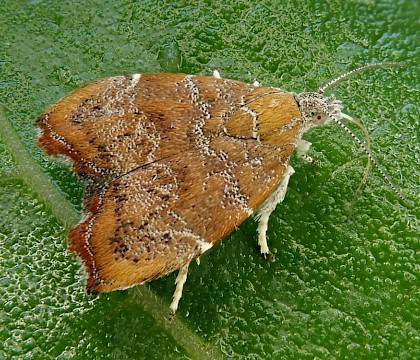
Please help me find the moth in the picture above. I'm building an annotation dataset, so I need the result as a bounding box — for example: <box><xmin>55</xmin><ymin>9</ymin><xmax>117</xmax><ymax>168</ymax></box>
<box><xmin>36</xmin><ymin>63</ymin><xmax>403</xmax><ymax>316</ymax></box>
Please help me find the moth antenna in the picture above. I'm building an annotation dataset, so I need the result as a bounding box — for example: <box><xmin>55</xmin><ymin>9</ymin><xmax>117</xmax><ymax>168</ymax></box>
<box><xmin>318</xmin><ymin>62</ymin><xmax>404</xmax><ymax>94</ymax></box>
<box><xmin>331</xmin><ymin>112</ymin><xmax>409</xmax><ymax>204</ymax></box>
<box><xmin>343</xmin><ymin>116</ymin><xmax>373</xmax><ymax>217</ymax></box>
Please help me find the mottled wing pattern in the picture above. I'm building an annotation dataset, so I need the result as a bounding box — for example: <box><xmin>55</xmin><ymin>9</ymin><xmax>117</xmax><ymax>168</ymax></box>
<box><xmin>37</xmin><ymin>74</ymin><xmax>304</xmax><ymax>292</ymax></box>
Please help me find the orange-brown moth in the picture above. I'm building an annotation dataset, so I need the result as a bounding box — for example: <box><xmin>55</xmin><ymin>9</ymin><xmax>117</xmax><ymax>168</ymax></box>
<box><xmin>36</xmin><ymin>64</ymin><xmax>403</xmax><ymax>316</ymax></box>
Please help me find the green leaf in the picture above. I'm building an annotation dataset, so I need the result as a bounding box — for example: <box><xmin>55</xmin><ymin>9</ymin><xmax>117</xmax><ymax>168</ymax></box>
<box><xmin>1</xmin><ymin>1</ymin><xmax>418</xmax><ymax>359</ymax></box>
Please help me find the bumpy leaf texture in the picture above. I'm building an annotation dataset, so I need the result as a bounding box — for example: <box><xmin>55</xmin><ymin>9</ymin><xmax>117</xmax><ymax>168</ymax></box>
<box><xmin>0</xmin><ymin>0</ymin><xmax>418</xmax><ymax>359</ymax></box>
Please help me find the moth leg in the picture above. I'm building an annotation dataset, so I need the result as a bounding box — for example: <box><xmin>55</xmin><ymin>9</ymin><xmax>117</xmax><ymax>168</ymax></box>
<box><xmin>296</xmin><ymin>139</ymin><xmax>318</xmax><ymax>165</ymax></box>
<box><xmin>169</xmin><ymin>262</ymin><xmax>190</xmax><ymax>319</ymax></box>
<box><xmin>212</xmin><ymin>69</ymin><xmax>221</xmax><ymax>79</ymax></box>
<box><xmin>253</xmin><ymin>78</ymin><xmax>260</xmax><ymax>87</ymax></box>
<box><xmin>255</xmin><ymin>165</ymin><xmax>295</xmax><ymax>258</ymax></box>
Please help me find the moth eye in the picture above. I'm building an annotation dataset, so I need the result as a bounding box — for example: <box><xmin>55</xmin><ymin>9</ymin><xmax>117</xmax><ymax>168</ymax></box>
<box><xmin>312</xmin><ymin>112</ymin><xmax>327</xmax><ymax>124</ymax></box>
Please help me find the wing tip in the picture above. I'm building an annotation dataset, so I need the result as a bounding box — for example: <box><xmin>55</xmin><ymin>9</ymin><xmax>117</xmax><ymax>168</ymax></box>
<box><xmin>69</xmin><ymin>217</ymin><xmax>105</xmax><ymax>293</ymax></box>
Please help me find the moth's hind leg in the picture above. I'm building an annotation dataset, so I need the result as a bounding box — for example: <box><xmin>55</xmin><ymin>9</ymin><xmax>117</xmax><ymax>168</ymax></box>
<box><xmin>255</xmin><ymin>165</ymin><xmax>295</xmax><ymax>258</ymax></box>
<box><xmin>169</xmin><ymin>262</ymin><xmax>190</xmax><ymax>319</ymax></box>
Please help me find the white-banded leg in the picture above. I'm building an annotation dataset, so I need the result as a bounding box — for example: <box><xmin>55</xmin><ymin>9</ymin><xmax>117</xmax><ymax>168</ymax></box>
<box><xmin>169</xmin><ymin>262</ymin><xmax>190</xmax><ymax>319</ymax></box>
<box><xmin>255</xmin><ymin>165</ymin><xmax>295</xmax><ymax>258</ymax></box>
<box><xmin>296</xmin><ymin>139</ymin><xmax>318</xmax><ymax>165</ymax></box>
<box><xmin>213</xmin><ymin>69</ymin><xmax>221</xmax><ymax>79</ymax></box>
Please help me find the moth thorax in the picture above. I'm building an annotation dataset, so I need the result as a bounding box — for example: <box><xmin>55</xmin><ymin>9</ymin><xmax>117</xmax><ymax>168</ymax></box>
<box><xmin>294</xmin><ymin>92</ymin><xmax>343</xmax><ymax>130</ymax></box>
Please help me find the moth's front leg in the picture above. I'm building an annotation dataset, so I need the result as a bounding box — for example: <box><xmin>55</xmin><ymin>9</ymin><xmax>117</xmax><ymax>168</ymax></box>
<box><xmin>296</xmin><ymin>139</ymin><xmax>318</xmax><ymax>165</ymax></box>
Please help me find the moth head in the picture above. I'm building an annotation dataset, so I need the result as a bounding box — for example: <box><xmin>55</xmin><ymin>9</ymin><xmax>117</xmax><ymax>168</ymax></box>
<box><xmin>294</xmin><ymin>62</ymin><xmax>404</xmax><ymax>131</ymax></box>
<box><xmin>293</xmin><ymin>62</ymin><xmax>408</xmax><ymax>205</ymax></box>
<box><xmin>294</xmin><ymin>92</ymin><xmax>343</xmax><ymax>130</ymax></box>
